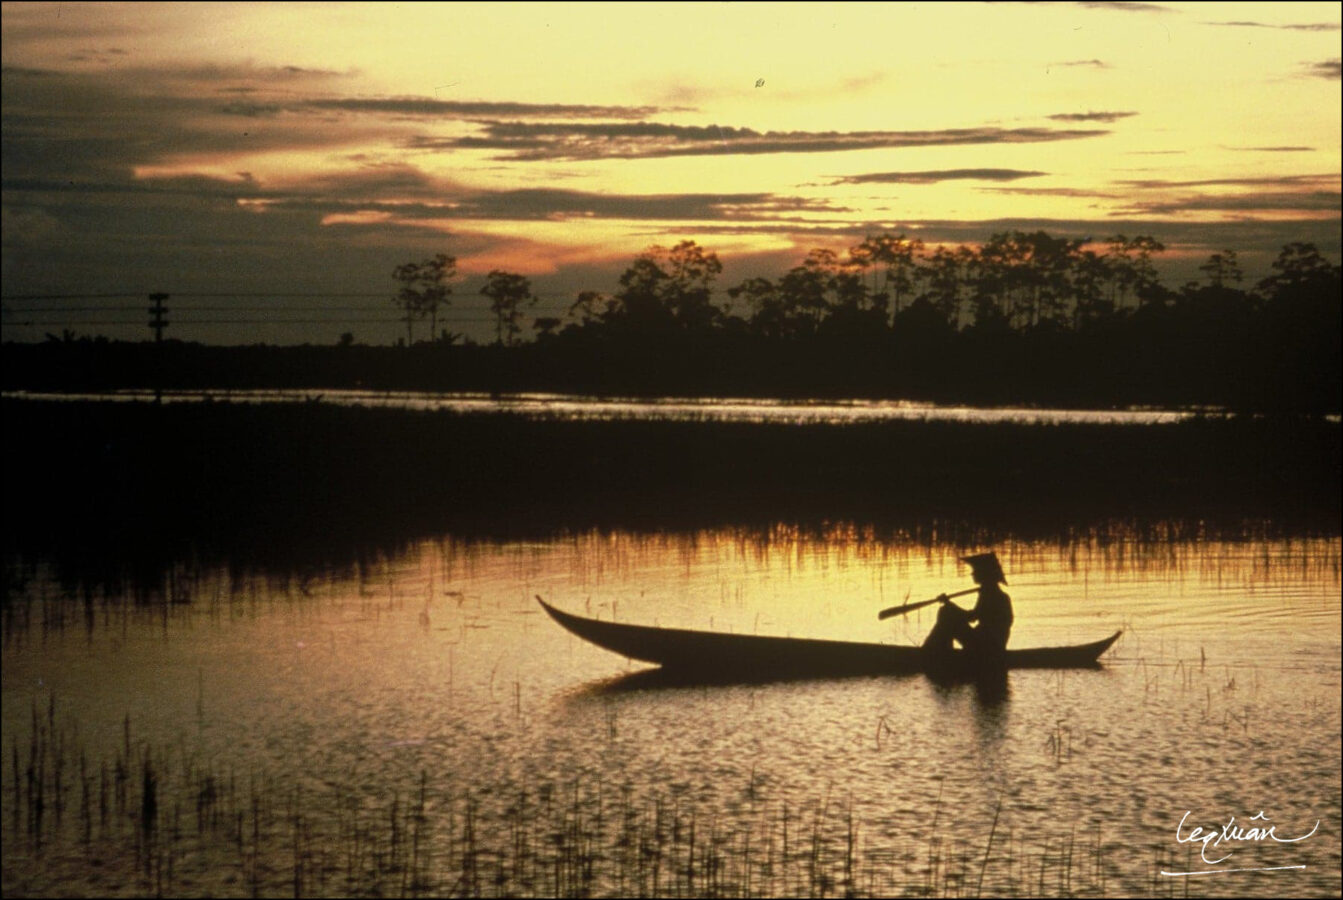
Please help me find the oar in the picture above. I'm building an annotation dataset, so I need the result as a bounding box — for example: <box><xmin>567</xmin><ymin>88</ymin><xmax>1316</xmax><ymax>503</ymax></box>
<box><xmin>877</xmin><ymin>586</ymin><xmax>978</xmax><ymax>620</ymax></box>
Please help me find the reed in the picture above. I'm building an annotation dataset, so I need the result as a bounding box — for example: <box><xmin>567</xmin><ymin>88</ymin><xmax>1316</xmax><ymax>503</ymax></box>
<box><xmin>0</xmin><ymin>715</ymin><xmax>1149</xmax><ymax>900</ymax></box>
<box><xmin>6</xmin><ymin>399</ymin><xmax>1337</xmax><ymax>600</ymax></box>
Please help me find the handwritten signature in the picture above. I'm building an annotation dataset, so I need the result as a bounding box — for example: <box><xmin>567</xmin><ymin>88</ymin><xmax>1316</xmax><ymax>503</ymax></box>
<box><xmin>1161</xmin><ymin>810</ymin><xmax>1319</xmax><ymax>877</ymax></box>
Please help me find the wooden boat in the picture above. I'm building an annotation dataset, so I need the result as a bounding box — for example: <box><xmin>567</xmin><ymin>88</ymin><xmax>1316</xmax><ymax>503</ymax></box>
<box><xmin>538</xmin><ymin>597</ymin><xmax>1120</xmax><ymax>677</ymax></box>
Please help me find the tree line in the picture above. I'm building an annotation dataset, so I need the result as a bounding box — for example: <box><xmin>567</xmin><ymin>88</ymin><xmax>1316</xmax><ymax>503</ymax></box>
<box><xmin>3</xmin><ymin>230</ymin><xmax>1336</xmax><ymax>412</ymax></box>
<box><xmin>383</xmin><ymin>231</ymin><xmax>1338</xmax><ymax>411</ymax></box>
<box><xmin>394</xmin><ymin>232</ymin><xmax>1337</xmax><ymax>343</ymax></box>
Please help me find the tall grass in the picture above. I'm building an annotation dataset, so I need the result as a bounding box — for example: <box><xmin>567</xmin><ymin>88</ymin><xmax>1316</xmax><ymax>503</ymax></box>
<box><xmin>4</xmin><ymin>700</ymin><xmax>1149</xmax><ymax>898</ymax></box>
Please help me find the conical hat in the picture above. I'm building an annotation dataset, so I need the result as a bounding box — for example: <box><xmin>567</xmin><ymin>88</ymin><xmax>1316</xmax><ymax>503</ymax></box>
<box><xmin>960</xmin><ymin>552</ymin><xmax>1007</xmax><ymax>584</ymax></box>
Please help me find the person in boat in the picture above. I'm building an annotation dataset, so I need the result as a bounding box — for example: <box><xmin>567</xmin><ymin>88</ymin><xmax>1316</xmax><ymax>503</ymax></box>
<box><xmin>921</xmin><ymin>552</ymin><xmax>1013</xmax><ymax>660</ymax></box>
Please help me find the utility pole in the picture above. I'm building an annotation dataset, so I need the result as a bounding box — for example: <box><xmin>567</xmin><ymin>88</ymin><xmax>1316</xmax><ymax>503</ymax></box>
<box><xmin>148</xmin><ymin>293</ymin><xmax>169</xmax><ymax>403</ymax></box>
<box><xmin>148</xmin><ymin>293</ymin><xmax>170</xmax><ymax>342</ymax></box>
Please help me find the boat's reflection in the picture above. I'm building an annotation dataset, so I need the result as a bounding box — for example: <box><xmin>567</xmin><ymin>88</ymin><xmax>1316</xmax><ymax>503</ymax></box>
<box><xmin>574</xmin><ymin>664</ymin><xmax>1012</xmax><ymax>706</ymax></box>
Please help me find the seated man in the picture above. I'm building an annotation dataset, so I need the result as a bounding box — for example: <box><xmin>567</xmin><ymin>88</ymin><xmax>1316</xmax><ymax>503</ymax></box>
<box><xmin>921</xmin><ymin>552</ymin><xmax>1013</xmax><ymax>660</ymax></box>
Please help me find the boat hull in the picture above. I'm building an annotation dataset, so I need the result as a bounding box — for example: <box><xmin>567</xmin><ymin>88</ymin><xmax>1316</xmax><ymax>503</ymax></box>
<box><xmin>538</xmin><ymin>598</ymin><xmax>1120</xmax><ymax>677</ymax></box>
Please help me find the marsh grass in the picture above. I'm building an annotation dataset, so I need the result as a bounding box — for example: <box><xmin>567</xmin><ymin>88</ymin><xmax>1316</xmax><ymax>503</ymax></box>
<box><xmin>5</xmin><ymin>400</ymin><xmax>1338</xmax><ymax>593</ymax></box>
<box><xmin>4</xmin><ymin>699</ymin><xmax>1152</xmax><ymax>898</ymax></box>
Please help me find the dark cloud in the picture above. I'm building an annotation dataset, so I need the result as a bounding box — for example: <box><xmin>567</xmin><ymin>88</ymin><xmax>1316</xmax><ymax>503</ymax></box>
<box><xmin>1114</xmin><ymin>174</ymin><xmax>1338</xmax><ymax>189</ymax></box>
<box><xmin>304</xmin><ymin>97</ymin><xmax>681</xmax><ymax>120</ymax></box>
<box><xmin>830</xmin><ymin>169</ymin><xmax>1047</xmax><ymax>185</ymax></box>
<box><xmin>1116</xmin><ymin>191</ymin><xmax>1342</xmax><ymax>216</ymax></box>
<box><xmin>1228</xmin><ymin>146</ymin><xmax>1315</xmax><ymax>153</ymax></box>
<box><xmin>219</xmin><ymin>102</ymin><xmax>286</xmax><ymax>118</ymax></box>
<box><xmin>1</xmin><ymin>66</ymin><xmax>401</xmax><ymax>189</ymax></box>
<box><xmin>980</xmin><ymin>186</ymin><xmax>1122</xmax><ymax>199</ymax></box>
<box><xmin>1</xmin><ymin>173</ymin><xmax>269</xmax><ymax>200</ymax></box>
<box><xmin>1304</xmin><ymin>59</ymin><xmax>1341</xmax><ymax>80</ymax></box>
<box><xmin>1047</xmin><ymin>111</ymin><xmax>1138</xmax><ymax>123</ymax></box>
<box><xmin>0</xmin><ymin>65</ymin><xmax>63</xmax><ymax>78</ymax></box>
<box><xmin>674</xmin><ymin>215</ymin><xmax>1341</xmax><ymax>263</ymax></box>
<box><xmin>1202</xmin><ymin>20</ymin><xmax>1341</xmax><ymax>32</ymax></box>
<box><xmin>1014</xmin><ymin>2</ymin><xmax>1175</xmax><ymax>12</ymax></box>
<box><xmin>248</xmin><ymin>182</ymin><xmax>845</xmax><ymax>224</ymax></box>
<box><xmin>411</xmin><ymin>122</ymin><xmax>1109</xmax><ymax>161</ymax></box>
<box><xmin>1050</xmin><ymin>59</ymin><xmax>1111</xmax><ymax>69</ymax></box>
<box><xmin>1074</xmin><ymin>1</ymin><xmax>1174</xmax><ymax>11</ymax></box>
<box><xmin>456</xmin><ymin>189</ymin><xmax>842</xmax><ymax>222</ymax></box>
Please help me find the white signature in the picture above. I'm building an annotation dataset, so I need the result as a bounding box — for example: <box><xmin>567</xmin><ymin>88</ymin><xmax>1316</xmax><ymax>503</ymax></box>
<box><xmin>1161</xmin><ymin>810</ymin><xmax>1320</xmax><ymax>877</ymax></box>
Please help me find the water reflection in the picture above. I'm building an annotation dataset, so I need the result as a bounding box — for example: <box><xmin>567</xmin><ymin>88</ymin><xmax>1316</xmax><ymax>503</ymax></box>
<box><xmin>579</xmin><ymin>666</ymin><xmax>922</xmax><ymax>693</ymax></box>
<box><xmin>2</xmin><ymin>527</ymin><xmax>1339</xmax><ymax>898</ymax></box>
<box><xmin>4</xmin><ymin>388</ymin><xmax>1223</xmax><ymax>425</ymax></box>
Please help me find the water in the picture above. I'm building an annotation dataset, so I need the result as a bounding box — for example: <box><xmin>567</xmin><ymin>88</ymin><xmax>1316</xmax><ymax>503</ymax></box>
<box><xmin>0</xmin><ymin>388</ymin><xmax>1225</xmax><ymax>425</ymax></box>
<box><xmin>3</xmin><ymin>529</ymin><xmax>1339</xmax><ymax>897</ymax></box>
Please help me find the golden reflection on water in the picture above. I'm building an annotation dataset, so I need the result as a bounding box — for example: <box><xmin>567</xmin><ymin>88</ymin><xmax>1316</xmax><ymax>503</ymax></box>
<box><xmin>2</xmin><ymin>526</ymin><xmax>1340</xmax><ymax>899</ymax></box>
<box><xmin>423</xmin><ymin>525</ymin><xmax>1341</xmax><ymax>657</ymax></box>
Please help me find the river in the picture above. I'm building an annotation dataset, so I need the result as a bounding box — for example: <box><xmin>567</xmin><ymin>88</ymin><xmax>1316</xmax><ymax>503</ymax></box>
<box><xmin>3</xmin><ymin>526</ymin><xmax>1339</xmax><ymax>898</ymax></box>
<box><xmin>0</xmin><ymin>388</ymin><xmax>1230</xmax><ymax>425</ymax></box>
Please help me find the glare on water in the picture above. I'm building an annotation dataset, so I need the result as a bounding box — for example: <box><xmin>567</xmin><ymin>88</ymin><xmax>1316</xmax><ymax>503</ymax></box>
<box><xmin>3</xmin><ymin>528</ymin><xmax>1339</xmax><ymax>898</ymax></box>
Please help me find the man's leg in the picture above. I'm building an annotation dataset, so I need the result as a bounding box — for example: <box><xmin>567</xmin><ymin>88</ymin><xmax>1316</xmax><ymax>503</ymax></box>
<box><xmin>921</xmin><ymin>603</ymin><xmax>973</xmax><ymax>654</ymax></box>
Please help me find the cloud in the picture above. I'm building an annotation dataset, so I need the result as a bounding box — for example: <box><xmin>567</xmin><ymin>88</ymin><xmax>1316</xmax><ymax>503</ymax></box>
<box><xmin>1116</xmin><ymin>191</ymin><xmax>1342</xmax><ymax>216</ymax></box>
<box><xmin>650</xmin><ymin>71</ymin><xmax>886</xmax><ymax>106</ymax></box>
<box><xmin>1202</xmin><ymin>20</ymin><xmax>1341</xmax><ymax>32</ymax></box>
<box><xmin>219</xmin><ymin>102</ymin><xmax>286</xmax><ymax>118</ymax></box>
<box><xmin>1073</xmin><ymin>1</ymin><xmax>1175</xmax><ymax>11</ymax></box>
<box><xmin>303</xmin><ymin>97</ymin><xmax>681</xmax><ymax>120</ymax></box>
<box><xmin>673</xmin><ymin>215</ymin><xmax>1341</xmax><ymax>260</ymax></box>
<box><xmin>0</xmin><ymin>65</ymin><xmax>410</xmax><ymax>188</ymax></box>
<box><xmin>830</xmin><ymin>169</ymin><xmax>1048</xmax><ymax>185</ymax></box>
<box><xmin>1014</xmin><ymin>1</ymin><xmax>1175</xmax><ymax>12</ymax></box>
<box><xmin>1049</xmin><ymin>59</ymin><xmax>1111</xmax><ymax>69</ymax></box>
<box><xmin>254</xmin><ymin>183</ymin><xmax>847</xmax><ymax>225</ymax></box>
<box><xmin>1228</xmin><ymin>146</ymin><xmax>1315</xmax><ymax>153</ymax></box>
<box><xmin>431</xmin><ymin>188</ymin><xmax>842</xmax><ymax>223</ymax></box>
<box><xmin>980</xmin><ymin>186</ymin><xmax>1122</xmax><ymax>199</ymax></box>
<box><xmin>1114</xmin><ymin>174</ymin><xmax>1338</xmax><ymax>190</ymax></box>
<box><xmin>1047</xmin><ymin>111</ymin><xmax>1138</xmax><ymax>123</ymax></box>
<box><xmin>1303</xmin><ymin>59</ymin><xmax>1341</xmax><ymax>80</ymax></box>
<box><xmin>411</xmin><ymin>122</ymin><xmax>1109</xmax><ymax>161</ymax></box>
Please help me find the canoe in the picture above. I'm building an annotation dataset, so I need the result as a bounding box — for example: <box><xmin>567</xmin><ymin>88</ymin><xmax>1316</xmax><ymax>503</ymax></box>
<box><xmin>538</xmin><ymin>597</ymin><xmax>1120</xmax><ymax>677</ymax></box>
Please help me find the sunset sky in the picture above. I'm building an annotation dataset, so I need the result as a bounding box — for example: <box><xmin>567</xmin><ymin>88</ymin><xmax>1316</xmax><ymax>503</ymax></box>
<box><xmin>2</xmin><ymin>1</ymin><xmax>1339</xmax><ymax>344</ymax></box>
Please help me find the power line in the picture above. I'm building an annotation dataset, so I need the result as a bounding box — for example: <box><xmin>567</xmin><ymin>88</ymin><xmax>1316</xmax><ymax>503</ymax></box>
<box><xmin>7</xmin><ymin>321</ymin><xmax>400</xmax><ymax>327</ymax></box>
<box><xmin>6</xmin><ymin>306</ymin><xmax>417</xmax><ymax>312</ymax></box>
<box><xmin>2</xmin><ymin>290</ymin><xmax>607</xmax><ymax>301</ymax></box>
<box><xmin>2</xmin><ymin>306</ymin><xmax>568</xmax><ymax>314</ymax></box>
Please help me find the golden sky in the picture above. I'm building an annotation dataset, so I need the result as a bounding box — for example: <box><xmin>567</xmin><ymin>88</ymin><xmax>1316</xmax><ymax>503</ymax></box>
<box><xmin>2</xmin><ymin>1</ymin><xmax>1339</xmax><ymax>343</ymax></box>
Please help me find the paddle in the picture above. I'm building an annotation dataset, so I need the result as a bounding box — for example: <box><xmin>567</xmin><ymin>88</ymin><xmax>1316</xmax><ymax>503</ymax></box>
<box><xmin>877</xmin><ymin>586</ymin><xmax>978</xmax><ymax>620</ymax></box>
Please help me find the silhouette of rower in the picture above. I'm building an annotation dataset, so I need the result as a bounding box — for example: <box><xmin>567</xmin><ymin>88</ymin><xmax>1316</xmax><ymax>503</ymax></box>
<box><xmin>921</xmin><ymin>552</ymin><xmax>1013</xmax><ymax>661</ymax></box>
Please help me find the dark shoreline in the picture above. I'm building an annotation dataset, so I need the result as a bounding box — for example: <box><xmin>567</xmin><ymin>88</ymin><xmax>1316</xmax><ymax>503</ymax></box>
<box><xmin>5</xmin><ymin>322</ymin><xmax>1340</xmax><ymax>415</ymax></box>
<box><xmin>4</xmin><ymin>398</ymin><xmax>1338</xmax><ymax>589</ymax></box>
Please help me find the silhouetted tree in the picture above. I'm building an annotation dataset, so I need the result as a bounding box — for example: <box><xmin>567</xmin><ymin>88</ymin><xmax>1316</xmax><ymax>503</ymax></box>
<box><xmin>610</xmin><ymin>240</ymin><xmax>724</xmax><ymax>334</ymax></box>
<box><xmin>777</xmin><ymin>258</ymin><xmax>831</xmax><ymax>336</ymax></box>
<box><xmin>1257</xmin><ymin>242</ymin><xmax>1338</xmax><ymax>298</ymax></box>
<box><xmin>1198</xmin><ymin>249</ymin><xmax>1242</xmax><ymax>288</ymax></box>
<box><xmin>480</xmin><ymin>270</ymin><xmax>535</xmax><ymax>346</ymax></box>
<box><xmin>392</xmin><ymin>253</ymin><xmax>455</xmax><ymax>344</ymax></box>
<box><xmin>727</xmin><ymin>277</ymin><xmax>787</xmax><ymax>339</ymax></box>
<box><xmin>919</xmin><ymin>245</ymin><xmax>971</xmax><ymax>328</ymax></box>
<box><xmin>567</xmin><ymin>290</ymin><xmax>613</xmax><ymax>328</ymax></box>
<box><xmin>1254</xmin><ymin>243</ymin><xmax>1342</xmax><ymax>412</ymax></box>
<box><xmin>1070</xmin><ymin>249</ymin><xmax>1111</xmax><ymax>329</ymax></box>
<box><xmin>853</xmin><ymin>233</ymin><xmax>923</xmax><ymax>318</ymax></box>
<box><xmin>533</xmin><ymin>317</ymin><xmax>562</xmax><ymax>340</ymax></box>
<box><xmin>661</xmin><ymin>240</ymin><xmax>725</xmax><ymax>331</ymax></box>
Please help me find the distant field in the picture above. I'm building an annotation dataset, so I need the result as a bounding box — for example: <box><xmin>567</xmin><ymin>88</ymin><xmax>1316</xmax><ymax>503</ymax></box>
<box><xmin>5</xmin><ymin>399</ymin><xmax>1337</xmax><ymax>584</ymax></box>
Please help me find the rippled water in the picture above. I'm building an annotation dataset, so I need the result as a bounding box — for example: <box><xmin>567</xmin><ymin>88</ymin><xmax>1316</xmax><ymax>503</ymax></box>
<box><xmin>3</xmin><ymin>531</ymin><xmax>1340</xmax><ymax>897</ymax></box>
<box><xmin>0</xmin><ymin>388</ymin><xmax>1220</xmax><ymax>425</ymax></box>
